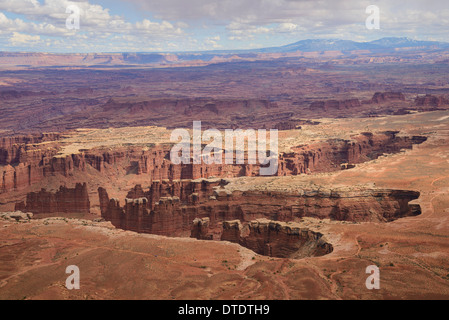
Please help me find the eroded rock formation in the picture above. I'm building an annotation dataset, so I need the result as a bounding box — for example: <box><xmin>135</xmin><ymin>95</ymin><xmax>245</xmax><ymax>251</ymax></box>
<box><xmin>16</xmin><ymin>183</ymin><xmax>90</xmax><ymax>215</ymax></box>
<box><xmin>100</xmin><ymin>179</ymin><xmax>421</xmax><ymax>238</ymax></box>
<box><xmin>415</xmin><ymin>94</ymin><xmax>449</xmax><ymax>108</ymax></box>
<box><xmin>309</xmin><ymin>92</ymin><xmax>408</xmax><ymax>115</ymax></box>
<box><xmin>220</xmin><ymin>219</ymin><xmax>333</xmax><ymax>259</ymax></box>
<box><xmin>371</xmin><ymin>92</ymin><xmax>405</xmax><ymax>104</ymax></box>
<box><xmin>191</xmin><ymin>217</ymin><xmax>213</xmax><ymax>240</ymax></box>
<box><xmin>98</xmin><ymin>179</ymin><xmax>420</xmax><ymax>259</ymax></box>
<box><xmin>278</xmin><ymin>132</ymin><xmax>427</xmax><ymax>175</ymax></box>
<box><xmin>0</xmin><ymin>134</ymin><xmax>78</xmax><ymax>193</ymax></box>
<box><xmin>102</xmin><ymin>98</ymin><xmax>280</xmax><ymax>130</ymax></box>
<box><xmin>0</xmin><ymin>131</ymin><xmax>427</xmax><ymax>196</ymax></box>
<box><xmin>310</xmin><ymin>99</ymin><xmax>361</xmax><ymax>111</ymax></box>
<box><xmin>274</xmin><ymin>121</ymin><xmax>302</xmax><ymax>130</ymax></box>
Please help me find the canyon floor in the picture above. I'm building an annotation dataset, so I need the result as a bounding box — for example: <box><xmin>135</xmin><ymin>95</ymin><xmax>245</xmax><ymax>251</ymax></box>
<box><xmin>1</xmin><ymin>109</ymin><xmax>449</xmax><ymax>300</ymax></box>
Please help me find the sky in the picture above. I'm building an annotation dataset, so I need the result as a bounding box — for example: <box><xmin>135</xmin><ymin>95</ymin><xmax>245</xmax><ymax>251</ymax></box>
<box><xmin>0</xmin><ymin>0</ymin><xmax>448</xmax><ymax>53</ymax></box>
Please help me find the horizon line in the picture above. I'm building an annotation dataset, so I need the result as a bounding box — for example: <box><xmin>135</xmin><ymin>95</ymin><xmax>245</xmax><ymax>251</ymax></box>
<box><xmin>0</xmin><ymin>36</ymin><xmax>445</xmax><ymax>55</ymax></box>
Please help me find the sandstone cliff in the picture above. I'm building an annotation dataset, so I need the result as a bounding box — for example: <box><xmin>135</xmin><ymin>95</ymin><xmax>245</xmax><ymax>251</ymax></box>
<box><xmin>415</xmin><ymin>94</ymin><xmax>449</xmax><ymax>108</ymax></box>
<box><xmin>371</xmin><ymin>92</ymin><xmax>405</xmax><ymax>104</ymax></box>
<box><xmin>17</xmin><ymin>183</ymin><xmax>90</xmax><ymax>215</ymax></box>
<box><xmin>100</xmin><ymin>180</ymin><xmax>421</xmax><ymax>238</ymax></box>
<box><xmin>221</xmin><ymin>219</ymin><xmax>333</xmax><ymax>259</ymax></box>
<box><xmin>0</xmin><ymin>131</ymin><xmax>427</xmax><ymax>196</ymax></box>
<box><xmin>278</xmin><ymin>132</ymin><xmax>426</xmax><ymax>175</ymax></box>
<box><xmin>310</xmin><ymin>99</ymin><xmax>361</xmax><ymax>111</ymax></box>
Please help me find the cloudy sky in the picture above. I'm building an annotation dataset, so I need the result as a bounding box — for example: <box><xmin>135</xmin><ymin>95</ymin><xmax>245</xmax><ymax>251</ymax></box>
<box><xmin>0</xmin><ymin>0</ymin><xmax>448</xmax><ymax>52</ymax></box>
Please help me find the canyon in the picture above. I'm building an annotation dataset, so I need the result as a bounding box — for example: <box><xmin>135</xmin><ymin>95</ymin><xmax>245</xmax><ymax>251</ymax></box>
<box><xmin>1</xmin><ymin>127</ymin><xmax>427</xmax><ymax>260</ymax></box>
<box><xmin>96</xmin><ymin>178</ymin><xmax>420</xmax><ymax>258</ymax></box>
<box><xmin>0</xmin><ymin>130</ymin><xmax>427</xmax><ymax>195</ymax></box>
<box><xmin>1</xmin><ymin>46</ymin><xmax>449</xmax><ymax>300</ymax></box>
<box><xmin>219</xmin><ymin>219</ymin><xmax>333</xmax><ymax>259</ymax></box>
<box><xmin>100</xmin><ymin>179</ymin><xmax>422</xmax><ymax>235</ymax></box>
<box><xmin>1</xmin><ymin>52</ymin><xmax>449</xmax><ymax>135</ymax></box>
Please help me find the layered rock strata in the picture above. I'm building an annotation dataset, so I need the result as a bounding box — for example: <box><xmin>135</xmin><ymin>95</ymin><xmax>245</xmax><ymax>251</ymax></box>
<box><xmin>220</xmin><ymin>219</ymin><xmax>333</xmax><ymax>259</ymax></box>
<box><xmin>15</xmin><ymin>183</ymin><xmax>90</xmax><ymax>214</ymax></box>
<box><xmin>99</xmin><ymin>180</ymin><xmax>421</xmax><ymax>238</ymax></box>
<box><xmin>0</xmin><ymin>131</ymin><xmax>427</xmax><ymax>195</ymax></box>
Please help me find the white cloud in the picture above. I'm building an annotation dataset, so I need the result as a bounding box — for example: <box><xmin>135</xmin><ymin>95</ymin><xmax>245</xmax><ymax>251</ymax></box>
<box><xmin>276</xmin><ymin>23</ymin><xmax>299</xmax><ymax>33</ymax></box>
<box><xmin>203</xmin><ymin>35</ymin><xmax>222</xmax><ymax>48</ymax></box>
<box><xmin>0</xmin><ymin>0</ymin><xmax>187</xmax><ymax>51</ymax></box>
<box><xmin>0</xmin><ymin>11</ymin><xmax>71</xmax><ymax>36</ymax></box>
<box><xmin>227</xmin><ymin>21</ymin><xmax>271</xmax><ymax>41</ymax></box>
<box><xmin>10</xmin><ymin>31</ymin><xmax>40</xmax><ymax>45</ymax></box>
<box><xmin>128</xmin><ymin>0</ymin><xmax>449</xmax><ymax>41</ymax></box>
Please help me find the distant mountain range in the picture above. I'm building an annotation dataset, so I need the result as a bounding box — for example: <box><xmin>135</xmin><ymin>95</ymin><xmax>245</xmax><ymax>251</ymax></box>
<box><xmin>256</xmin><ymin>37</ymin><xmax>449</xmax><ymax>53</ymax></box>
<box><xmin>188</xmin><ymin>37</ymin><xmax>449</xmax><ymax>55</ymax></box>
